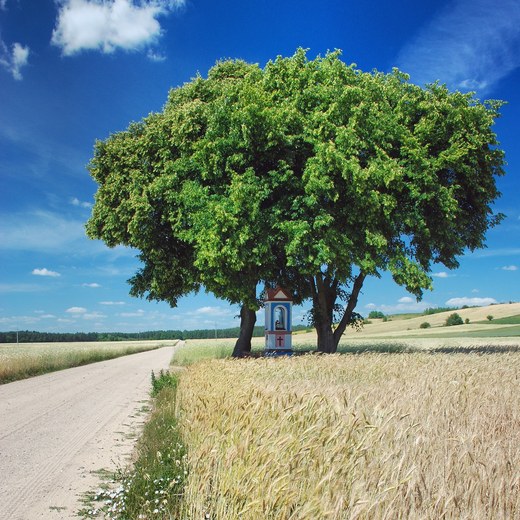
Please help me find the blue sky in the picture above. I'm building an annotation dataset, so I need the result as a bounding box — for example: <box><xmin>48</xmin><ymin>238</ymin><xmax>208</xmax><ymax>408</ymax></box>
<box><xmin>1</xmin><ymin>0</ymin><xmax>519</xmax><ymax>333</ymax></box>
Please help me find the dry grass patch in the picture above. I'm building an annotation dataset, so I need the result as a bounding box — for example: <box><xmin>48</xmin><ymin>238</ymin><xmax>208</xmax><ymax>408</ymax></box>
<box><xmin>178</xmin><ymin>353</ymin><xmax>520</xmax><ymax>519</ymax></box>
<box><xmin>0</xmin><ymin>340</ymin><xmax>174</xmax><ymax>384</ymax></box>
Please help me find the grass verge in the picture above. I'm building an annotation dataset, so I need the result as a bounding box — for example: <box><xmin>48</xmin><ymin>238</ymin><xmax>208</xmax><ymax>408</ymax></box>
<box><xmin>81</xmin><ymin>370</ymin><xmax>187</xmax><ymax>519</ymax></box>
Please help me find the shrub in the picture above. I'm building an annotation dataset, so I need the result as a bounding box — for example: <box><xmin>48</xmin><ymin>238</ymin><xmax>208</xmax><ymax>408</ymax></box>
<box><xmin>487</xmin><ymin>315</ymin><xmax>494</xmax><ymax>321</ymax></box>
<box><xmin>420</xmin><ymin>322</ymin><xmax>431</xmax><ymax>329</ymax></box>
<box><xmin>151</xmin><ymin>369</ymin><xmax>179</xmax><ymax>397</ymax></box>
<box><xmin>446</xmin><ymin>313</ymin><xmax>464</xmax><ymax>326</ymax></box>
<box><xmin>465</xmin><ymin>318</ymin><xmax>470</xmax><ymax>324</ymax></box>
<box><xmin>368</xmin><ymin>311</ymin><xmax>385</xmax><ymax>319</ymax></box>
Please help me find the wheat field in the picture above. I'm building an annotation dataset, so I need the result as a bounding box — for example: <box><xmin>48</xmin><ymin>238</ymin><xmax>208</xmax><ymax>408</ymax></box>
<box><xmin>177</xmin><ymin>352</ymin><xmax>520</xmax><ymax>519</ymax></box>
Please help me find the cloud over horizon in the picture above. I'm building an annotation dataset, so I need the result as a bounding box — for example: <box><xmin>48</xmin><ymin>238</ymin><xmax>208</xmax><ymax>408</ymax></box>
<box><xmin>445</xmin><ymin>296</ymin><xmax>498</xmax><ymax>307</ymax></box>
<box><xmin>397</xmin><ymin>0</ymin><xmax>520</xmax><ymax>94</ymax></box>
<box><xmin>52</xmin><ymin>0</ymin><xmax>185</xmax><ymax>56</ymax></box>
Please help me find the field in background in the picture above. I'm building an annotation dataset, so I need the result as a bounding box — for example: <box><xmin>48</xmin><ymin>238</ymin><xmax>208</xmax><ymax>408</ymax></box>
<box><xmin>177</xmin><ymin>352</ymin><xmax>520</xmax><ymax>519</ymax></box>
<box><xmin>0</xmin><ymin>340</ymin><xmax>176</xmax><ymax>384</ymax></box>
<box><xmin>346</xmin><ymin>302</ymin><xmax>520</xmax><ymax>338</ymax></box>
<box><xmin>172</xmin><ymin>303</ymin><xmax>520</xmax><ymax>365</ymax></box>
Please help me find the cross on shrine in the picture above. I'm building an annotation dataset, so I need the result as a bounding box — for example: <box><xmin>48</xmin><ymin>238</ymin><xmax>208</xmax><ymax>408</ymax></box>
<box><xmin>277</xmin><ymin>336</ymin><xmax>284</xmax><ymax>347</ymax></box>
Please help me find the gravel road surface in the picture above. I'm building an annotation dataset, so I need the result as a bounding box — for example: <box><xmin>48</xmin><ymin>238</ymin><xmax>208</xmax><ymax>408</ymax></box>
<box><xmin>0</xmin><ymin>346</ymin><xmax>175</xmax><ymax>519</ymax></box>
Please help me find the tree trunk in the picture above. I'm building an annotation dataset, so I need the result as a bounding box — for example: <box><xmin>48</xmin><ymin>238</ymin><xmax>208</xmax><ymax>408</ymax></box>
<box><xmin>316</xmin><ymin>317</ymin><xmax>336</xmax><ymax>353</ymax></box>
<box><xmin>311</xmin><ymin>274</ymin><xmax>337</xmax><ymax>354</ymax></box>
<box><xmin>312</xmin><ymin>272</ymin><xmax>366</xmax><ymax>354</ymax></box>
<box><xmin>232</xmin><ymin>305</ymin><xmax>257</xmax><ymax>357</ymax></box>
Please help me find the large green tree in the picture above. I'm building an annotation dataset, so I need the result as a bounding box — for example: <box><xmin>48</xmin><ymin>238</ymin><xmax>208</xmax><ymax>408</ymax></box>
<box><xmin>87</xmin><ymin>59</ymin><xmax>306</xmax><ymax>356</ymax></box>
<box><xmin>259</xmin><ymin>51</ymin><xmax>504</xmax><ymax>352</ymax></box>
<box><xmin>87</xmin><ymin>49</ymin><xmax>505</xmax><ymax>354</ymax></box>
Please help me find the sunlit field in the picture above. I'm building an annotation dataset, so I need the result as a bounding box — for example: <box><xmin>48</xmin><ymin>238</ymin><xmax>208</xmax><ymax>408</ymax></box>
<box><xmin>171</xmin><ymin>334</ymin><xmax>520</xmax><ymax>366</ymax></box>
<box><xmin>0</xmin><ymin>340</ymin><xmax>176</xmax><ymax>384</ymax></box>
<box><xmin>177</xmin><ymin>352</ymin><xmax>520</xmax><ymax>519</ymax></box>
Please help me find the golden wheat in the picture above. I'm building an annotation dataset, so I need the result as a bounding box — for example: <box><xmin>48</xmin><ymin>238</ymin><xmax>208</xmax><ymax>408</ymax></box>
<box><xmin>177</xmin><ymin>353</ymin><xmax>520</xmax><ymax>519</ymax></box>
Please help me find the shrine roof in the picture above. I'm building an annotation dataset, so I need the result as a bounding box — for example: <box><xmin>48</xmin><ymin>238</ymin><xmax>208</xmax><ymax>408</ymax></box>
<box><xmin>265</xmin><ymin>287</ymin><xmax>292</xmax><ymax>301</ymax></box>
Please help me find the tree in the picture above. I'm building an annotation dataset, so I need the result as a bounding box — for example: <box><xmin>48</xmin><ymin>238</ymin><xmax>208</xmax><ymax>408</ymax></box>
<box><xmin>446</xmin><ymin>313</ymin><xmax>464</xmax><ymax>326</ymax></box>
<box><xmin>253</xmin><ymin>50</ymin><xmax>504</xmax><ymax>352</ymax></box>
<box><xmin>87</xmin><ymin>49</ymin><xmax>505</xmax><ymax>354</ymax></box>
<box><xmin>87</xmin><ymin>59</ymin><xmax>308</xmax><ymax>356</ymax></box>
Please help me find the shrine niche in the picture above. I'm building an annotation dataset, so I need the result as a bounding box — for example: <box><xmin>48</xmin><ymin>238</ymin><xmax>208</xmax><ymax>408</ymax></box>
<box><xmin>264</xmin><ymin>287</ymin><xmax>293</xmax><ymax>354</ymax></box>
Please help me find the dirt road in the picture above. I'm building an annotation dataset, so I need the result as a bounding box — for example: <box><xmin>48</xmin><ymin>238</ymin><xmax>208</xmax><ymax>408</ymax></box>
<box><xmin>0</xmin><ymin>346</ymin><xmax>175</xmax><ymax>520</ymax></box>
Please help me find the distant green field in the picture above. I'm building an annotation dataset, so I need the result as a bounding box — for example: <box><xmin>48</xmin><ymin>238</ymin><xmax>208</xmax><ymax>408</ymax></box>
<box><xmin>424</xmin><ymin>324</ymin><xmax>520</xmax><ymax>338</ymax></box>
<box><xmin>479</xmin><ymin>315</ymin><xmax>520</xmax><ymax>325</ymax></box>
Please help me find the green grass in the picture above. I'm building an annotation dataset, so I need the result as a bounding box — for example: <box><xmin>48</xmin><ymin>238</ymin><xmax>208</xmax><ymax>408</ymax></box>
<box><xmin>82</xmin><ymin>372</ymin><xmax>187</xmax><ymax>519</ymax></box>
<box><xmin>172</xmin><ymin>341</ymin><xmax>236</xmax><ymax>365</ymax></box>
<box><xmin>475</xmin><ymin>315</ymin><xmax>520</xmax><ymax>325</ymax></box>
<box><xmin>421</xmin><ymin>324</ymin><xmax>520</xmax><ymax>338</ymax></box>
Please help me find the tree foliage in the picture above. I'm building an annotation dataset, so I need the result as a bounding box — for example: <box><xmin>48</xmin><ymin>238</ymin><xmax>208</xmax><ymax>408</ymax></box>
<box><xmin>446</xmin><ymin>313</ymin><xmax>464</xmax><ymax>326</ymax></box>
<box><xmin>87</xmin><ymin>49</ymin><xmax>505</xmax><ymax>353</ymax></box>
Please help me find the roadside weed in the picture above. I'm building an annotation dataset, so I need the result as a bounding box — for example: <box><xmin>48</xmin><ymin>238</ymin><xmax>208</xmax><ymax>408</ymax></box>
<box><xmin>81</xmin><ymin>378</ymin><xmax>187</xmax><ymax>519</ymax></box>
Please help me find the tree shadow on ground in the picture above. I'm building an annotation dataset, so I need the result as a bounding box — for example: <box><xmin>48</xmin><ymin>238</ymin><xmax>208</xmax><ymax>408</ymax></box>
<box><xmin>429</xmin><ymin>345</ymin><xmax>520</xmax><ymax>355</ymax></box>
<box><xmin>294</xmin><ymin>343</ymin><xmax>520</xmax><ymax>356</ymax></box>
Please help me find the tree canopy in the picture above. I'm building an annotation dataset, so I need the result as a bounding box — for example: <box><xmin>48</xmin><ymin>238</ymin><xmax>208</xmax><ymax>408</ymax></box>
<box><xmin>87</xmin><ymin>49</ymin><xmax>505</xmax><ymax>353</ymax></box>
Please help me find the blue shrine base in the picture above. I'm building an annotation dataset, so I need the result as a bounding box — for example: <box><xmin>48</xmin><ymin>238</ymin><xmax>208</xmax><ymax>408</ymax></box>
<box><xmin>264</xmin><ymin>349</ymin><xmax>293</xmax><ymax>357</ymax></box>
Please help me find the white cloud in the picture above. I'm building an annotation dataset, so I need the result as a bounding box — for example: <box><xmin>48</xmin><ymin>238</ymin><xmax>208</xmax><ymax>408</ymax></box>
<box><xmin>83</xmin><ymin>311</ymin><xmax>107</xmax><ymax>320</ymax></box>
<box><xmin>501</xmin><ymin>265</ymin><xmax>518</xmax><ymax>271</ymax></box>
<box><xmin>474</xmin><ymin>248</ymin><xmax>520</xmax><ymax>258</ymax></box>
<box><xmin>71</xmin><ymin>197</ymin><xmax>92</xmax><ymax>208</ymax></box>
<box><xmin>82</xmin><ymin>282</ymin><xmax>101</xmax><ymax>288</ymax></box>
<box><xmin>372</xmin><ymin>297</ymin><xmax>434</xmax><ymax>314</ymax></box>
<box><xmin>0</xmin><ymin>314</ymin><xmax>41</xmax><ymax>326</ymax></box>
<box><xmin>0</xmin><ymin>40</ymin><xmax>30</xmax><ymax>80</ymax></box>
<box><xmin>445</xmin><ymin>297</ymin><xmax>497</xmax><ymax>307</ymax></box>
<box><xmin>66</xmin><ymin>306</ymin><xmax>87</xmax><ymax>314</ymax></box>
<box><xmin>32</xmin><ymin>268</ymin><xmax>61</xmax><ymax>277</ymax></box>
<box><xmin>379</xmin><ymin>301</ymin><xmax>433</xmax><ymax>314</ymax></box>
<box><xmin>0</xmin><ymin>209</ymin><xmax>128</xmax><ymax>258</ymax></box>
<box><xmin>0</xmin><ymin>210</ymin><xmax>86</xmax><ymax>253</ymax></box>
<box><xmin>0</xmin><ymin>1</ymin><xmax>7</xmax><ymax>10</ymax></box>
<box><xmin>11</xmin><ymin>43</ymin><xmax>29</xmax><ymax>77</ymax></box>
<box><xmin>119</xmin><ymin>309</ymin><xmax>146</xmax><ymax>317</ymax></box>
<box><xmin>147</xmin><ymin>49</ymin><xmax>167</xmax><ymax>62</ymax></box>
<box><xmin>432</xmin><ymin>272</ymin><xmax>450</xmax><ymax>278</ymax></box>
<box><xmin>52</xmin><ymin>0</ymin><xmax>185</xmax><ymax>56</ymax></box>
<box><xmin>100</xmin><ymin>301</ymin><xmax>126</xmax><ymax>305</ymax></box>
<box><xmin>397</xmin><ymin>0</ymin><xmax>520</xmax><ymax>94</ymax></box>
<box><xmin>194</xmin><ymin>306</ymin><xmax>234</xmax><ymax>317</ymax></box>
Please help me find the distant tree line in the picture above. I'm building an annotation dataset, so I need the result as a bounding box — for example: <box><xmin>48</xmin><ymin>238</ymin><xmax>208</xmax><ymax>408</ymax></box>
<box><xmin>0</xmin><ymin>325</ymin><xmax>308</xmax><ymax>344</ymax></box>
